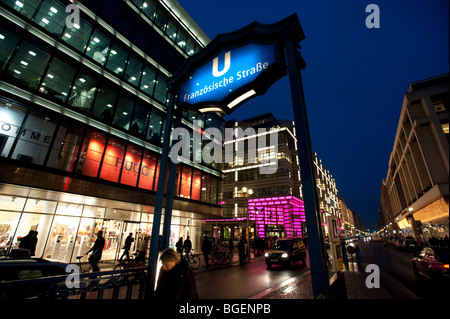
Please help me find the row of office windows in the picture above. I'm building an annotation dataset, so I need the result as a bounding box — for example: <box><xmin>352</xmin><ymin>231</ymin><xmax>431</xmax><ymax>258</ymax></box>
<box><xmin>0</xmin><ymin>1</ymin><xmax>171</xmax><ymax>105</ymax></box>
<box><xmin>0</xmin><ymin>22</ymin><xmax>224</xmax><ymax>151</ymax></box>
<box><xmin>129</xmin><ymin>0</ymin><xmax>202</xmax><ymax>56</ymax></box>
<box><xmin>0</xmin><ymin>99</ymin><xmax>221</xmax><ymax>204</ymax></box>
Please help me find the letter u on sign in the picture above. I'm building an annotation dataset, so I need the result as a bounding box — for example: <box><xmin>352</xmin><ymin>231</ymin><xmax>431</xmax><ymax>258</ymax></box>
<box><xmin>212</xmin><ymin>51</ymin><xmax>231</xmax><ymax>77</ymax></box>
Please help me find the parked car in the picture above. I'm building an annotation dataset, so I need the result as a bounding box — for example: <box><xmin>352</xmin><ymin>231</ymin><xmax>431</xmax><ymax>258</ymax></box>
<box><xmin>0</xmin><ymin>257</ymin><xmax>70</xmax><ymax>282</ymax></box>
<box><xmin>265</xmin><ymin>237</ymin><xmax>306</xmax><ymax>269</ymax></box>
<box><xmin>402</xmin><ymin>238</ymin><xmax>419</xmax><ymax>252</ymax></box>
<box><xmin>412</xmin><ymin>247</ymin><xmax>449</xmax><ymax>281</ymax></box>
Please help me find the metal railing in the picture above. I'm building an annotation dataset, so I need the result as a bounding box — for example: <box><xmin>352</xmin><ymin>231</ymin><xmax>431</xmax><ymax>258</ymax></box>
<box><xmin>0</xmin><ymin>268</ymin><xmax>148</xmax><ymax>300</ymax></box>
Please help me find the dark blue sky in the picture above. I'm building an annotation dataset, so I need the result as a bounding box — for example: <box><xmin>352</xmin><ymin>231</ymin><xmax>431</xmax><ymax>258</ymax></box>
<box><xmin>178</xmin><ymin>0</ymin><xmax>449</xmax><ymax>231</ymax></box>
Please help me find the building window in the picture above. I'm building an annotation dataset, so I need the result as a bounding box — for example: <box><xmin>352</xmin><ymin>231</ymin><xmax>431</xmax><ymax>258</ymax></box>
<box><xmin>179</xmin><ymin>166</ymin><xmax>192</xmax><ymax>198</ymax></box>
<box><xmin>113</xmin><ymin>93</ymin><xmax>134</xmax><ymax>130</ymax></box>
<box><xmin>76</xmin><ymin>130</ymin><xmax>106</xmax><ymax>178</ymax></box>
<box><xmin>5</xmin><ymin>40</ymin><xmax>51</xmax><ymax>89</ymax></box>
<box><xmin>46</xmin><ymin>122</ymin><xmax>84</xmax><ymax>172</ymax></box>
<box><xmin>138</xmin><ymin>151</ymin><xmax>157</xmax><ymax>190</ymax></box>
<box><xmin>60</xmin><ymin>17</ymin><xmax>93</xmax><ymax>53</ymax></box>
<box><xmin>40</xmin><ymin>57</ymin><xmax>77</xmax><ymax>103</ymax></box>
<box><xmin>106</xmin><ymin>41</ymin><xmax>128</xmax><ymax>76</ymax></box>
<box><xmin>33</xmin><ymin>0</ymin><xmax>66</xmax><ymax>37</ymax></box>
<box><xmin>130</xmin><ymin>102</ymin><xmax>150</xmax><ymax>137</ymax></box>
<box><xmin>0</xmin><ymin>26</ymin><xmax>20</xmax><ymax>72</ymax></box>
<box><xmin>125</xmin><ymin>54</ymin><xmax>144</xmax><ymax>86</ymax></box>
<box><xmin>99</xmin><ymin>138</ymin><xmax>125</xmax><ymax>183</ymax></box>
<box><xmin>85</xmin><ymin>29</ymin><xmax>112</xmax><ymax>65</ymax></box>
<box><xmin>11</xmin><ymin>110</ymin><xmax>57</xmax><ymax>165</ymax></box>
<box><xmin>147</xmin><ymin>109</ymin><xmax>163</xmax><ymax>144</ymax></box>
<box><xmin>91</xmin><ymin>82</ymin><xmax>117</xmax><ymax>122</ymax></box>
<box><xmin>68</xmin><ymin>72</ymin><xmax>98</xmax><ymax>112</ymax></box>
<box><xmin>0</xmin><ymin>101</ymin><xmax>27</xmax><ymax>158</ymax></box>
<box><xmin>5</xmin><ymin>0</ymin><xmax>40</xmax><ymax>19</ymax></box>
<box><xmin>140</xmin><ymin>66</ymin><xmax>157</xmax><ymax>96</ymax></box>
<box><xmin>120</xmin><ymin>145</ymin><xmax>142</xmax><ymax>187</ymax></box>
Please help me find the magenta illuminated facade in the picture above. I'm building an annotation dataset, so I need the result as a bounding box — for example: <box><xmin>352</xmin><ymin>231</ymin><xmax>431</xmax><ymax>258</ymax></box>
<box><xmin>248</xmin><ymin>195</ymin><xmax>306</xmax><ymax>239</ymax></box>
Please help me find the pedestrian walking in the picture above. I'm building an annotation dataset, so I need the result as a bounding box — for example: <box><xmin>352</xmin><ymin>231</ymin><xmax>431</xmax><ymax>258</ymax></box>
<box><xmin>228</xmin><ymin>237</ymin><xmax>234</xmax><ymax>255</ymax></box>
<box><xmin>176</xmin><ymin>237</ymin><xmax>184</xmax><ymax>255</ymax></box>
<box><xmin>201</xmin><ymin>235</ymin><xmax>212</xmax><ymax>269</ymax></box>
<box><xmin>86</xmin><ymin>230</ymin><xmax>105</xmax><ymax>272</ymax></box>
<box><xmin>154</xmin><ymin>248</ymin><xmax>199</xmax><ymax>300</ymax></box>
<box><xmin>184</xmin><ymin>236</ymin><xmax>192</xmax><ymax>255</ymax></box>
<box><xmin>18</xmin><ymin>230</ymin><xmax>38</xmax><ymax>256</ymax></box>
<box><xmin>238</xmin><ymin>236</ymin><xmax>246</xmax><ymax>264</ymax></box>
<box><xmin>137</xmin><ymin>235</ymin><xmax>150</xmax><ymax>262</ymax></box>
<box><xmin>120</xmin><ymin>232</ymin><xmax>134</xmax><ymax>262</ymax></box>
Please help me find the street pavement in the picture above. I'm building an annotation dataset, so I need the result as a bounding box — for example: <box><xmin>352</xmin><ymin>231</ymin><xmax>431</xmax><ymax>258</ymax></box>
<box><xmin>192</xmin><ymin>242</ymin><xmax>420</xmax><ymax>299</ymax></box>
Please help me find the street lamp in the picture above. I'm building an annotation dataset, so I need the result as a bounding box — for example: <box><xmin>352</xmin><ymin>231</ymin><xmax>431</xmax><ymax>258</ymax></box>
<box><xmin>242</xmin><ymin>187</ymin><xmax>253</xmax><ymax>260</ymax></box>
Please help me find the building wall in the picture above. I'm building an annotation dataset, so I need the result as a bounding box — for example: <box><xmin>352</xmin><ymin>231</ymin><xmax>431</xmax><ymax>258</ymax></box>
<box><xmin>380</xmin><ymin>74</ymin><xmax>449</xmax><ymax>239</ymax></box>
<box><xmin>0</xmin><ymin>0</ymin><xmax>223</xmax><ymax>262</ymax></box>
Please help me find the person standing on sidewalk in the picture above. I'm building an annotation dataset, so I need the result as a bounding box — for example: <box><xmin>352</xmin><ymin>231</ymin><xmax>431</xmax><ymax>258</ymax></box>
<box><xmin>201</xmin><ymin>235</ymin><xmax>212</xmax><ymax>269</ymax></box>
<box><xmin>154</xmin><ymin>248</ymin><xmax>199</xmax><ymax>299</ymax></box>
<box><xmin>238</xmin><ymin>236</ymin><xmax>246</xmax><ymax>265</ymax></box>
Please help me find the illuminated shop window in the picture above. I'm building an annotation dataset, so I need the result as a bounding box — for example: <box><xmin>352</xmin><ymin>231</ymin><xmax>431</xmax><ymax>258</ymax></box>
<box><xmin>0</xmin><ymin>26</ymin><xmax>20</xmax><ymax>71</ymax></box>
<box><xmin>6</xmin><ymin>40</ymin><xmax>51</xmax><ymax>89</ymax></box>
<box><xmin>76</xmin><ymin>130</ymin><xmax>106</xmax><ymax>178</ymax></box>
<box><xmin>99</xmin><ymin>138</ymin><xmax>125</xmax><ymax>183</ymax></box>
<box><xmin>40</xmin><ymin>57</ymin><xmax>77</xmax><ymax>103</ymax></box>
<box><xmin>120</xmin><ymin>145</ymin><xmax>142</xmax><ymax>187</ymax></box>
<box><xmin>179</xmin><ymin>166</ymin><xmax>192</xmax><ymax>198</ymax></box>
<box><xmin>191</xmin><ymin>170</ymin><xmax>202</xmax><ymax>201</ymax></box>
<box><xmin>138</xmin><ymin>151</ymin><xmax>157</xmax><ymax>190</ymax></box>
<box><xmin>33</xmin><ymin>0</ymin><xmax>66</xmax><ymax>37</ymax></box>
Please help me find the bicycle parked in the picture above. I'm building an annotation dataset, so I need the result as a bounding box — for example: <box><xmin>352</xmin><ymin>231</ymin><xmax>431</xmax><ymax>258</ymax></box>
<box><xmin>183</xmin><ymin>250</ymin><xmax>201</xmax><ymax>270</ymax></box>
<box><xmin>208</xmin><ymin>243</ymin><xmax>233</xmax><ymax>265</ymax></box>
<box><xmin>114</xmin><ymin>252</ymin><xmax>146</xmax><ymax>270</ymax></box>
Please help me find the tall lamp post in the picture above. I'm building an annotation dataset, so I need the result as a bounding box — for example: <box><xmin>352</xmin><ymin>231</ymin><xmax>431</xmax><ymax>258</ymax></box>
<box><xmin>242</xmin><ymin>187</ymin><xmax>253</xmax><ymax>260</ymax></box>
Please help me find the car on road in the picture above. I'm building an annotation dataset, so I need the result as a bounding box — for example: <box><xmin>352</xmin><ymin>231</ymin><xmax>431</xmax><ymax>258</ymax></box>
<box><xmin>402</xmin><ymin>238</ymin><xmax>419</xmax><ymax>252</ymax></box>
<box><xmin>412</xmin><ymin>247</ymin><xmax>449</xmax><ymax>281</ymax></box>
<box><xmin>265</xmin><ymin>237</ymin><xmax>306</xmax><ymax>269</ymax></box>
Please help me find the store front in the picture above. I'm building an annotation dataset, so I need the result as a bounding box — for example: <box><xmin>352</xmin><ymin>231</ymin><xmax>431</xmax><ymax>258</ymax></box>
<box><xmin>0</xmin><ymin>188</ymin><xmax>205</xmax><ymax>264</ymax></box>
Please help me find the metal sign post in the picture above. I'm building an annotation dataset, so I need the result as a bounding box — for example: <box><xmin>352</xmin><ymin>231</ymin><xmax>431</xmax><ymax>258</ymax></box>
<box><xmin>284</xmin><ymin>35</ymin><xmax>330</xmax><ymax>299</ymax></box>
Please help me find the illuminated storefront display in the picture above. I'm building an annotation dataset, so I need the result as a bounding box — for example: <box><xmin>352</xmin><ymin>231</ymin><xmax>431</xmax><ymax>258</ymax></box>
<box><xmin>0</xmin><ymin>100</ymin><xmax>219</xmax><ymax>262</ymax></box>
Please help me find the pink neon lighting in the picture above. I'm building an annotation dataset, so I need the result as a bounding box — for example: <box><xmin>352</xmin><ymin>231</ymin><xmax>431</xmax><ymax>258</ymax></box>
<box><xmin>248</xmin><ymin>195</ymin><xmax>306</xmax><ymax>239</ymax></box>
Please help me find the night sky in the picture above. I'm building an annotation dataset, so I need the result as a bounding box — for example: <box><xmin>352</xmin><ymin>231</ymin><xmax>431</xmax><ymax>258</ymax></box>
<box><xmin>177</xmin><ymin>0</ymin><xmax>449</xmax><ymax>231</ymax></box>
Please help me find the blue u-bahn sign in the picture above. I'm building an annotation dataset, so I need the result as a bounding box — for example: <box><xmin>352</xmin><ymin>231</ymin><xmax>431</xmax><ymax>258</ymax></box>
<box><xmin>169</xmin><ymin>18</ymin><xmax>294</xmax><ymax>114</ymax></box>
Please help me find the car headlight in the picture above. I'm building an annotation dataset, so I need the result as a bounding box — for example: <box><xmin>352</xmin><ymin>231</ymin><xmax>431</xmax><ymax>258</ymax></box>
<box><xmin>264</xmin><ymin>253</ymin><xmax>269</xmax><ymax>257</ymax></box>
<box><xmin>281</xmin><ymin>253</ymin><xmax>289</xmax><ymax>258</ymax></box>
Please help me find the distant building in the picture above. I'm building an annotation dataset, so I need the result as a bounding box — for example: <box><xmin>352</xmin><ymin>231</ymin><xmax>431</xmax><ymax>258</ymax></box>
<box><xmin>379</xmin><ymin>73</ymin><xmax>449</xmax><ymax>240</ymax></box>
<box><xmin>206</xmin><ymin>113</ymin><xmax>341</xmax><ymax>242</ymax></box>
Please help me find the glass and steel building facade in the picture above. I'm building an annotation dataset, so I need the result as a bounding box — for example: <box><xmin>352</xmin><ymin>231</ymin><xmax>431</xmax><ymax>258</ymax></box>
<box><xmin>0</xmin><ymin>0</ymin><xmax>224</xmax><ymax>263</ymax></box>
